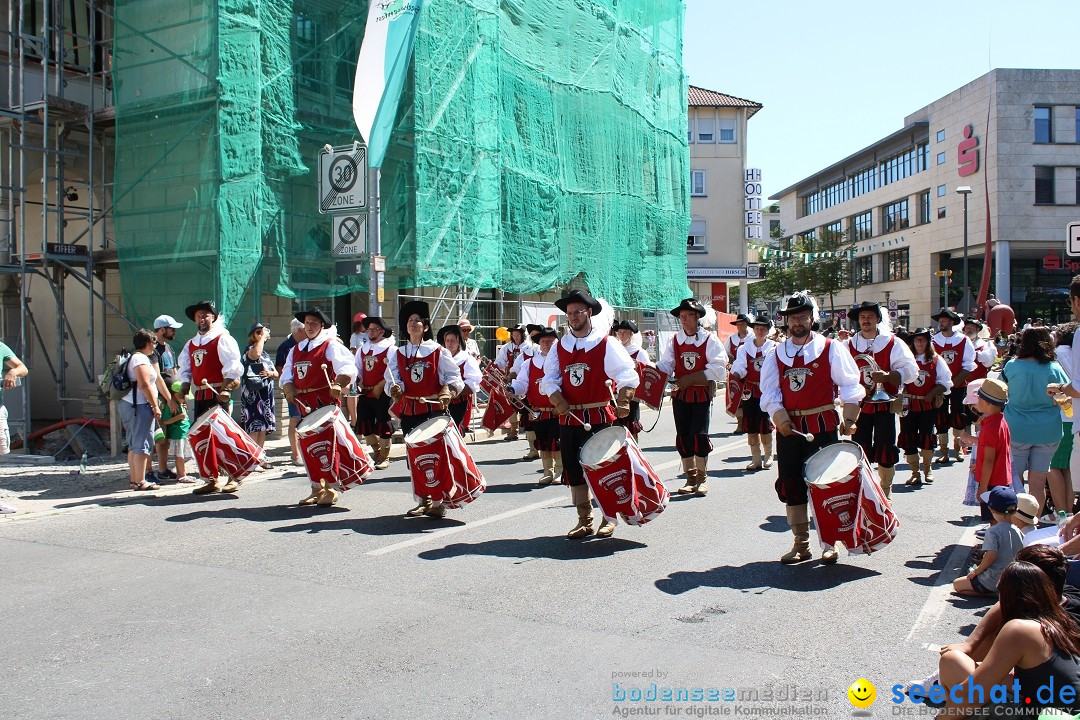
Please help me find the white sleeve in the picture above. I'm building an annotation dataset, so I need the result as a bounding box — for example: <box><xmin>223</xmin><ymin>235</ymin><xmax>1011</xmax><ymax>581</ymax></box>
<box><xmin>540</xmin><ymin>344</ymin><xmax>563</xmax><ymax>396</ymax></box>
<box><xmin>177</xmin><ymin>340</ymin><xmax>192</xmax><ymax>384</ymax></box>
<box><xmin>890</xmin><ymin>337</ymin><xmax>919</xmax><ymax>385</ymax></box>
<box><xmin>510</xmin><ymin>362</ymin><xmax>531</xmax><ymax>397</ymax></box>
<box><xmin>730</xmin><ymin>343</ymin><xmax>749</xmax><ymax>379</ymax></box>
<box><xmin>758</xmin><ymin>348</ymin><xmax>782</xmax><ymax>417</ymax></box>
<box><xmin>831</xmin><ymin>340</ymin><xmax>867</xmax><ymax>405</ymax></box>
<box><xmin>510</xmin><ymin>351</ymin><xmax>526</xmax><ymax>377</ymax></box>
<box><xmin>704</xmin><ymin>335</ymin><xmax>727</xmax><ymax>383</ymax></box>
<box><xmin>976</xmin><ymin>342</ymin><xmax>997</xmax><ymax>368</ymax></box>
<box><xmin>384</xmin><ymin>348</ymin><xmax>402</xmax><ymax>395</ymax></box>
<box><xmin>354</xmin><ymin>348</ymin><xmax>364</xmax><ymax>377</ymax></box>
<box><xmin>326</xmin><ymin>340</ymin><xmax>359</xmax><ymax>380</ymax></box>
<box><xmin>219</xmin><ymin>334</ymin><xmax>244</xmax><ymax>380</ymax></box>
<box><xmin>605</xmin><ymin>337</ymin><xmax>640</xmax><ymax>391</ymax></box>
<box><xmin>462</xmin><ymin>355</ymin><xmax>483</xmax><ymax>393</ymax></box>
<box><xmin>1059</xmin><ymin>344</ymin><xmax>1073</xmax><ymax>380</ymax></box>
<box><xmin>656</xmin><ymin>337</ymin><xmax>675</xmax><ymax>375</ymax></box>
<box><xmin>437</xmin><ymin>347</ymin><xmax>465</xmax><ymax>393</ymax></box>
<box><xmin>960</xmin><ymin>338</ymin><xmax>976</xmax><ymax>372</ymax></box>
<box><xmin>495</xmin><ymin>344</ymin><xmax>509</xmax><ymax>369</ymax></box>
<box><xmin>634</xmin><ymin>348</ymin><xmax>654</xmax><ymax>367</ymax></box>
<box><xmin>278</xmin><ymin>347</ymin><xmax>296</xmax><ymax>387</ymax></box>
<box><xmin>935</xmin><ymin>357</ymin><xmax>953</xmax><ymax>392</ymax></box>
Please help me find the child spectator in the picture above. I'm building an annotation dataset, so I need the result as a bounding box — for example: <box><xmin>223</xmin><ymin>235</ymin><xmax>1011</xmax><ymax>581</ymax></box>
<box><xmin>964</xmin><ymin>378</ymin><xmax>1013</xmax><ymax>522</ymax></box>
<box><xmin>954</xmin><ymin>487</ymin><xmax>1024</xmax><ymax>596</ymax></box>
<box><xmin>159</xmin><ymin>381</ymin><xmax>195</xmax><ymax>483</ymax></box>
<box><xmin>1013</xmin><ymin>492</ymin><xmax>1041</xmax><ymax>539</ymax></box>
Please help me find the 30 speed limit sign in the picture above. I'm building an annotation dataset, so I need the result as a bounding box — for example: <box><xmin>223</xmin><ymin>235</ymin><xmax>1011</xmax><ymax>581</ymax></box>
<box><xmin>318</xmin><ymin>144</ymin><xmax>368</xmax><ymax>214</ymax></box>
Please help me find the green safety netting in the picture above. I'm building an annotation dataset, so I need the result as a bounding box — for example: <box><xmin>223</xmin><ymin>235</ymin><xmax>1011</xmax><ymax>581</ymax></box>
<box><xmin>113</xmin><ymin>0</ymin><xmax>690</xmax><ymax>332</ymax></box>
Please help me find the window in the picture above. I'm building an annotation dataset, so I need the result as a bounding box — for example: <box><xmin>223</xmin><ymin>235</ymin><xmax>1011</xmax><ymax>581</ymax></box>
<box><xmin>1035</xmin><ymin>107</ymin><xmax>1052</xmax><ymax>144</ymax></box>
<box><xmin>885</xmin><ymin>248</ymin><xmax>909</xmax><ymax>281</ymax></box>
<box><xmin>1076</xmin><ymin>168</ymin><xmax>1080</xmax><ymax>205</ymax></box>
<box><xmin>769</xmin><ymin>219</ymin><xmax>781</xmax><ymax>236</ymax></box>
<box><xmin>801</xmin><ymin>229</ymin><xmax>817</xmax><ymax>245</ymax></box>
<box><xmin>690</xmin><ymin>170</ymin><xmax>706</xmax><ymax>196</ymax></box>
<box><xmin>688</xmin><ymin>219</ymin><xmax>706</xmax><ymax>252</ymax></box>
<box><xmin>919</xmin><ymin>191</ymin><xmax>931</xmax><ymax>224</ymax></box>
<box><xmin>937</xmin><ymin>184</ymin><xmax>946</xmax><ymax>197</ymax></box>
<box><xmin>824</xmin><ymin>220</ymin><xmax>843</xmax><ymax>239</ymax></box>
<box><xmin>854</xmin><ymin>256</ymin><xmax>873</xmax><ymax>285</ymax></box>
<box><xmin>936</xmin><ymin>152</ymin><xmax>946</xmax><ymax>166</ymax></box>
<box><xmin>1035</xmin><ymin>166</ymin><xmax>1055</xmax><ymax>204</ymax></box>
<box><xmin>851</xmin><ymin>211</ymin><xmax>872</xmax><ymax>241</ymax></box>
<box><xmin>718</xmin><ymin>118</ymin><xmax>736</xmax><ymax>143</ymax></box>
<box><xmin>687</xmin><ymin>116</ymin><xmax>694</xmax><ymax>143</ymax></box>
<box><xmin>882</xmin><ymin>198</ymin><xmax>909</xmax><ymax>233</ymax></box>
<box><xmin>1076</xmin><ymin>108</ymin><xmax>1080</xmax><ymax>144</ymax></box>
<box><xmin>938</xmin><ymin>207</ymin><xmax>947</xmax><ymax>219</ymax></box>
<box><xmin>799</xmin><ymin>143</ymin><xmax>927</xmax><ymax>216</ymax></box>
<box><xmin>697</xmin><ymin>117</ymin><xmax>715</xmax><ymax>143</ymax></box>
<box><xmin>936</xmin><ymin>129</ymin><xmax>946</xmax><ymax>143</ymax></box>
<box><xmin>296</xmin><ymin>13</ymin><xmax>321</xmax><ymax>90</ymax></box>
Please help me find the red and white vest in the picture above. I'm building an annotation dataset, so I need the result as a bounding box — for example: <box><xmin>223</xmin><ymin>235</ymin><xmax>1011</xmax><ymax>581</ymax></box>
<box><xmin>672</xmin><ymin>336</ymin><xmax>709</xmax><ymax>403</ymax></box>
<box><xmin>188</xmin><ymin>335</ymin><xmax>224</xmax><ymax>401</ymax></box>
<box><xmin>557</xmin><ymin>339</ymin><xmax>615</xmax><ymax>426</ymax></box>
<box><xmin>396</xmin><ymin>349</ymin><xmax>441</xmax><ymax>416</ymax></box>
<box><xmin>905</xmin><ymin>356</ymin><xmax>939</xmax><ymax>413</ymax></box>
<box><xmin>848</xmin><ymin>336</ymin><xmax>899</xmax><ymax>415</ymax></box>
<box><xmin>523</xmin><ymin>359</ymin><xmax>553</xmax><ymax>412</ymax></box>
<box><xmin>933</xmin><ymin>335</ymin><xmax>968</xmax><ymax>385</ymax></box>
<box><xmin>359</xmin><ymin>346</ymin><xmax>390</xmax><ymax>395</ymax></box>
<box><xmin>743</xmin><ymin>343</ymin><xmax>768</xmax><ymax>399</ymax></box>
<box><xmin>292</xmin><ymin>340</ymin><xmax>335</xmax><ymax>408</ymax></box>
<box><xmin>777</xmin><ymin>338</ymin><xmax>839</xmax><ymax>434</ymax></box>
<box><xmin>969</xmin><ymin>340</ymin><xmax>991</xmax><ymax>383</ymax></box>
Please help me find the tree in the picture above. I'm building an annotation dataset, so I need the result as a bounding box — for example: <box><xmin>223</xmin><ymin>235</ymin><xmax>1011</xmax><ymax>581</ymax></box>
<box><xmin>806</xmin><ymin>226</ymin><xmax>858</xmax><ymax>317</ymax></box>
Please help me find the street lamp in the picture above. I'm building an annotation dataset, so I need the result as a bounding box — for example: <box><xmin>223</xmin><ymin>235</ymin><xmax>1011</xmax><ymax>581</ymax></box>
<box><xmin>956</xmin><ymin>186</ymin><xmax>972</xmax><ymax>314</ymax></box>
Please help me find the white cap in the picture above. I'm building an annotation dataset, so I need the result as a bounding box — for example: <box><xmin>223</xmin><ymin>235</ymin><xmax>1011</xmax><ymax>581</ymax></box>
<box><xmin>153</xmin><ymin>314</ymin><xmax>183</xmax><ymax>329</ymax></box>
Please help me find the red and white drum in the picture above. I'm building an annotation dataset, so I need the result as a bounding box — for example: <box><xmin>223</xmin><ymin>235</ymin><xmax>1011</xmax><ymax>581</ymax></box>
<box><xmin>579</xmin><ymin>426</ymin><xmax>669</xmax><ymax>526</ymax></box>
<box><xmin>296</xmin><ymin>405</ymin><xmax>373</xmax><ymax>491</ymax></box>
<box><xmin>188</xmin><ymin>406</ymin><xmax>266</xmax><ymax>481</ymax></box>
<box><xmin>725</xmin><ymin>377</ymin><xmax>743</xmax><ymax>417</ymax></box>
<box><xmin>481</xmin><ymin>387</ymin><xmax>517</xmax><ymax>434</ymax></box>
<box><xmin>404</xmin><ymin>416</ymin><xmax>486</xmax><ymax>509</ymax></box>
<box><xmin>804</xmin><ymin>441</ymin><xmax>899</xmax><ymax>556</ymax></box>
<box><xmin>636</xmin><ymin>366</ymin><xmax>668</xmax><ymax>411</ymax></box>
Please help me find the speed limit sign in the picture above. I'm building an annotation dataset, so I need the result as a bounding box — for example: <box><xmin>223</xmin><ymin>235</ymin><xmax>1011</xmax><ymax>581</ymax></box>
<box><xmin>318</xmin><ymin>144</ymin><xmax>368</xmax><ymax>214</ymax></box>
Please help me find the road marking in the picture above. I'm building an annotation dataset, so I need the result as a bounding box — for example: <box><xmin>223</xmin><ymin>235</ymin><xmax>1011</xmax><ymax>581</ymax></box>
<box><xmin>905</xmin><ymin>525</ymin><xmax>980</xmax><ymax>644</ymax></box>
<box><xmin>365</xmin><ymin>438</ymin><xmax>747</xmax><ymax>556</ymax></box>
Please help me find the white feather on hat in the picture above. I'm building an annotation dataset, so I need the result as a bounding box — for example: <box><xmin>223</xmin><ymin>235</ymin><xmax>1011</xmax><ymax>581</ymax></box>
<box><xmin>701</xmin><ymin>305</ymin><xmax>717</xmax><ymax>330</ymax></box>
<box><xmin>594</xmin><ymin>298</ymin><xmax>615</xmax><ymax>335</ymax></box>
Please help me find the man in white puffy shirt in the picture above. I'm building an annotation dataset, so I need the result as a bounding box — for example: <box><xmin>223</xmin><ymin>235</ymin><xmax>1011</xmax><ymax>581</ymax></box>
<box><xmin>541</xmin><ymin>290</ymin><xmax>638</xmax><ymax>539</ymax></box>
<box><xmin>495</xmin><ymin>324</ymin><xmax>532</xmax><ymax>441</ymax></box>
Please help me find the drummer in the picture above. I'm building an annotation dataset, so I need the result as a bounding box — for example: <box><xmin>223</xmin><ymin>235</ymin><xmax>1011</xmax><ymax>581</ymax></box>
<box><xmin>931</xmin><ymin>307</ymin><xmax>976</xmax><ymax>463</ymax></box>
<box><xmin>495</xmin><ymin>324</ymin><xmax>532</xmax><ymax>442</ymax></box>
<box><xmin>541</xmin><ymin>289</ymin><xmax>638</xmax><ymax>538</ymax></box>
<box><xmin>355</xmin><ymin>316</ymin><xmax>395</xmax><ymax>470</ymax></box>
<box><xmin>176</xmin><ymin>299</ymin><xmax>244</xmax><ymax>495</ymax></box>
<box><xmin>386</xmin><ymin>300</ymin><xmax>465</xmax><ymax>518</ymax></box>
<box><xmin>655</xmin><ymin>298</ymin><xmax>727</xmax><ymax>497</ymax></box>
<box><xmin>759</xmin><ymin>292</ymin><xmax>865</xmax><ymax>564</ymax></box>
<box><xmin>843</xmin><ymin>300</ymin><xmax>918</xmax><ymax>499</ymax></box>
<box><xmin>899</xmin><ymin>327</ymin><xmax>952</xmax><ymax>486</ymax></box>
<box><xmin>730</xmin><ymin>316</ymin><xmax>777</xmax><ymax>471</ymax></box>
<box><xmin>280</xmin><ymin>307</ymin><xmax>359</xmax><ymax>506</ymax></box>
<box><xmin>611</xmin><ymin>319</ymin><xmax>652</xmax><ymax>442</ymax></box>
<box><xmin>511</xmin><ymin>324</ymin><xmax>546</xmax><ymax>461</ymax></box>
<box><xmin>727</xmin><ymin>313</ymin><xmax>752</xmax><ymax>434</ymax></box>
<box><xmin>437</xmin><ymin>324</ymin><xmax>482</xmax><ymax>438</ymax></box>
<box><xmin>510</xmin><ymin>326</ymin><xmax>562</xmax><ymax>485</ymax></box>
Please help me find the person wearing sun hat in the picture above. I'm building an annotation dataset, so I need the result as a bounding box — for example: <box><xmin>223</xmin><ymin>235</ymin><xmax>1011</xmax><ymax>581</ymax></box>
<box><xmin>964</xmin><ymin>377</ymin><xmax>1014</xmax><ymax>526</ymax></box>
<box><xmin>355</xmin><ymin>316</ymin><xmax>396</xmax><ymax>469</ymax></box>
<box><xmin>457</xmin><ymin>317</ymin><xmax>481</xmax><ymax>358</ymax></box>
<box><xmin>931</xmin><ymin>307</ymin><xmax>977</xmax><ymax>463</ymax></box>
<box><xmin>730</xmin><ymin>315</ymin><xmax>777</xmax><ymax>471</ymax></box>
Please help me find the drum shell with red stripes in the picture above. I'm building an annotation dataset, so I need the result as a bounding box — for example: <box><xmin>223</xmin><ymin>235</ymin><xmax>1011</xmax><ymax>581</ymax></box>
<box><xmin>805</xmin><ymin>443</ymin><xmax>899</xmax><ymax>555</ymax></box>
<box><xmin>187</xmin><ymin>407</ymin><xmax>266</xmax><ymax>480</ymax></box>
<box><xmin>296</xmin><ymin>406</ymin><xmax>373</xmax><ymax>490</ymax></box>
<box><xmin>580</xmin><ymin>427</ymin><xmax>669</xmax><ymax>526</ymax></box>
<box><xmin>405</xmin><ymin>418</ymin><xmax>486</xmax><ymax>509</ymax></box>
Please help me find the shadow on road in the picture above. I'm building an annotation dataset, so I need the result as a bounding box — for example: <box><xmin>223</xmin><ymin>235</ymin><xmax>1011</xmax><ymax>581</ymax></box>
<box><xmin>905</xmin><ymin>544</ymin><xmax>965</xmax><ymax>586</ymax></box>
<box><xmin>417</xmin><ymin>535</ymin><xmax>647</xmax><ymax>561</ymax></box>
<box><xmin>758</xmin><ymin>515</ymin><xmax>789</xmax><ymax>533</ymax></box>
<box><xmin>269</xmin><ymin>514</ymin><xmax>465</xmax><ymax>536</ymax></box>
<box><xmin>654</xmin><ymin>560</ymin><xmax>880</xmax><ymax>595</ymax></box>
<box><xmin>164</xmin><ymin>503</ymin><xmax>350</xmax><ymax>523</ymax></box>
<box><xmin>54</xmin><ymin>491</ymin><xmax>241</xmax><ymax>510</ymax></box>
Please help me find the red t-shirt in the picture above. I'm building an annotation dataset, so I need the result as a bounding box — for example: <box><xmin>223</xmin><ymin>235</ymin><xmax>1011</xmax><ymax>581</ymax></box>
<box><xmin>975</xmin><ymin>412</ymin><xmax>1012</xmax><ymax>490</ymax></box>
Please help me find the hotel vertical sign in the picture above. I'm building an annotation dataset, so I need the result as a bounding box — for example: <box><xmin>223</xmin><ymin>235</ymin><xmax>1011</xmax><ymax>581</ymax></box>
<box><xmin>744</xmin><ymin>168</ymin><xmax>763</xmax><ymax>240</ymax></box>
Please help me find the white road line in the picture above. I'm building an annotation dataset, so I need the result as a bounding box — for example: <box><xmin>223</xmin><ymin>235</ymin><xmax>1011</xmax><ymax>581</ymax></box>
<box><xmin>365</xmin><ymin>438</ymin><xmax>747</xmax><ymax>556</ymax></box>
<box><xmin>905</xmin><ymin>525</ymin><xmax>980</xmax><ymax>644</ymax></box>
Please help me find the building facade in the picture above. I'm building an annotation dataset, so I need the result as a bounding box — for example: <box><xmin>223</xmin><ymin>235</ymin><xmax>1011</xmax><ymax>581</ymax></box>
<box><xmin>771</xmin><ymin>68</ymin><xmax>1080</xmax><ymax>327</ymax></box>
<box><xmin>686</xmin><ymin>85</ymin><xmax>762</xmax><ymax>315</ymax></box>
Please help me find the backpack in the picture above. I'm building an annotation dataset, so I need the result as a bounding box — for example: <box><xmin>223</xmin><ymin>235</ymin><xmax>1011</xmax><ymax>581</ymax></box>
<box><xmin>101</xmin><ymin>350</ymin><xmax>135</xmax><ymax>400</ymax></box>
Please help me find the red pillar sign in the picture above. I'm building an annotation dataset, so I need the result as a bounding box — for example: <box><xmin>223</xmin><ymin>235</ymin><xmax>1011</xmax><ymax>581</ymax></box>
<box><xmin>711</xmin><ymin>283</ymin><xmax>728</xmax><ymax>314</ymax></box>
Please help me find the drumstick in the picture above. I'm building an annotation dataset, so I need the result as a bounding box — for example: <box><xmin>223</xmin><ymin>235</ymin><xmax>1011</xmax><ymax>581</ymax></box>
<box><xmin>605</xmin><ymin>379</ymin><xmax>617</xmax><ymax>403</ymax></box>
<box><xmin>790</xmin><ymin>429</ymin><xmax>815</xmax><ymax>443</ymax></box>
<box><xmin>567</xmin><ymin>409</ymin><xmax>592</xmax><ymax>432</ymax></box>
<box><xmin>201</xmin><ymin>380</ymin><xmax>219</xmax><ymax>398</ymax></box>
<box><xmin>294</xmin><ymin>397</ymin><xmax>311</xmax><ymax>415</ymax></box>
<box><xmin>321</xmin><ymin>363</ymin><xmax>334</xmax><ymax>388</ymax></box>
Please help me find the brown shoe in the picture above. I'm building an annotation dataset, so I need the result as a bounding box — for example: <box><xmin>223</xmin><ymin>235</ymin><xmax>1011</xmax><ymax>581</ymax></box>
<box><xmin>316</xmin><ymin>487</ymin><xmax>339</xmax><ymax>506</ymax></box>
<box><xmin>298</xmin><ymin>486</ymin><xmax>322</xmax><ymax>506</ymax></box>
<box><xmin>423</xmin><ymin>502</ymin><xmax>447</xmax><ymax>519</ymax></box>
<box><xmin>192</xmin><ymin>480</ymin><xmax>218</xmax><ymax>495</ymax></box>
<box><xmin>406</xmin><ymin>498</ymin><xmax>433</xmax><ymax>517</ymax></box>
<box><xmin>219</xmin><ymin>480</ymin><xmax>240</xmax><ymax>493</ymax></box>
<box><xmin>595</xmin><ymin>517</ymin><xmax>616</xmax><ymax>538</ymax></box>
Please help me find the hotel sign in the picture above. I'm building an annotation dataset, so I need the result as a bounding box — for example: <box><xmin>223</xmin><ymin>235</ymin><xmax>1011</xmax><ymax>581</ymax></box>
<box><xmin>744</xmin><ymin>169</ymin><xmax>763</xmax><ymax>240</ymax></box>
<box><xmin>687</xmin><ymin>264</ymin><xmax>764</xmax><ymax>280</ymax></box>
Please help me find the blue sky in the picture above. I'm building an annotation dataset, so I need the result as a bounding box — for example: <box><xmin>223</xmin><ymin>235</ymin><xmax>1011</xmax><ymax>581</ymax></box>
<box><xmin>683</xmin><ymin>0</ymin><xmax>1080</xmax><ymax>200</ymax></box>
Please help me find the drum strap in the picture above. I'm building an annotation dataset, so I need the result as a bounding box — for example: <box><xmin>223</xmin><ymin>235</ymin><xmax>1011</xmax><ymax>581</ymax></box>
<box><xmin>568</xmin><ymin>401</ymin><xmax>610</xmax><ymax>410</ymax></box>
<box><xmin>902</xmin><ymin>392</ymin><xmax>932</xmax><ymax>400</ymax></box>
<box><xmin>789</xmin><ymin>403</ymin><xmax>835</xmax><ymax>417</ymax></box>
<box><xmin>406</xmin><ymin>394</ymin><xmax>441</xmax><ymax>401</ymax></box>
<box><xmin>296</xmin><ymin>386</ymin><xmax>328</xmax><ymax>394</ymax></box>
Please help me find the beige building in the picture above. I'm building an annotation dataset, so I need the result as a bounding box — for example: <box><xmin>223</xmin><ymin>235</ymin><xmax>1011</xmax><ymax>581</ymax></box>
<box><xmin>771</xmin><ymin>68</ymin><xmax>1080</xmax><ymax>328</ymax></box>
<box><xmin>686</xmin><ymin>85</ymin><xmax>762</xmax><ymax>315</ymax></box>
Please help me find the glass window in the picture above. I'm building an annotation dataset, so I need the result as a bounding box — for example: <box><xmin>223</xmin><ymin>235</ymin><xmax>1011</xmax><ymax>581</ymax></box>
<box><xmin>936</xmin><ymin>152</ymin><xmax>946</xmax><ymax>166</ymax></box>
<box><xmin>687</xmin><ymin>116</ymin><xmax>694</xmax><ymax>143</ymax></box>
<box><xmin>851</xmin><ymin>211</ymin><xmax>872</xmax><ymax>241</ymax></box>
<box><xmin>1076</xmin><ymin>108</ymin><xmax>1079</xmax><ymax>144</ymax></box>
<box><xmin>919</xmin><ymin>191</ymin><xmax>931</xmax><ymax>225</ymax></box>
<box><xmin>769</xmin><ymin>219</ymin><xmax>781</xmax><ymax>236</ymax></box>
<box><xmin>295</xmin><ymin>13</ymin><xmax>321</xmax><ymax>90</ymax></box>
<box><xmin>1035</xmin><ymin>166</ymin><xmax>1055</xmax><ymax>204</ymax></box>
<box><xmin>855</xmin><ymin>256</ymin><xmax>873</xmax><ymax>285</ymax></box>
<box><xmin>690</xmin><ymin>170</ymin><xmax>705</xmax><ymax>196</ymax></box>
<box><xmin>938</xmin><ymin>207</ymin><xmax>947</xmax><ymax>220</ymax></box>
<box><xmin>937</xmin><ymin>184</ymin><xmax>946</xmax><ymax>197</ymax></box>
<box><xmin>697</xmin><ymin>117</ymin><xmax>715</xmax><ymax>143</ymax></box>
<box><xmin>718</xmin><ymin>118</ymin><xmax>736</xmax><ymax>143</ymax></box>
<box><xmin>1075</xmin><ymin>168</ymin><xmax>1080</xmax><ymax>205</ymax></box>
<box><xmin>688</xmin><ymin>219</ymin><xmax>706</xmax><ymax>252</ymax></box>
<box><xmin>885</xmin><ymin>248</ymin><xmax>909</xmax><ymax>281</ymax></box>
<box><xmin>1035</xmin><ymin>106</ymin><xmax>1052</xmax><ymax>143</ymax></box>
<box><xmin>882</xmin><ymin>198</ymin><xmax>909</xmax><ymax>234</ymax></box>
<box><xmin>801</xmin><ymin>229</ymin><xmax>816</xmax><ymax>246</ymax></box>
<box><xmin>936</xmin><ymin>129</ymin><xmax>945</xmax><ymax>143</ymax></box>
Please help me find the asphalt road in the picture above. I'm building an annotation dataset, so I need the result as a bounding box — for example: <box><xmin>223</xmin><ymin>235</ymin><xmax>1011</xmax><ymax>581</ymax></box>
<box><xmin>0</xmin><ymin>406</ymin><xmax>985</xmax><ymax>719</ymax></box>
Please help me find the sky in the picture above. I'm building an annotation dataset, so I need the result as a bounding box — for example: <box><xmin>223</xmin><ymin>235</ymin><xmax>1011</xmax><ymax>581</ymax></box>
<box><xmin>683</xmin><ymin>0</ymin><xmax>1080</xmax><ymax>201</ymax></box>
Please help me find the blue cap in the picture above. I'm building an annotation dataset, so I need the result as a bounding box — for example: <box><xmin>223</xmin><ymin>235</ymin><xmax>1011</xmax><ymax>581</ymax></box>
<box><xmin>979</xmin><ymin>486</ymin><xmax>1018</xmax><ymax>513</ymax></box>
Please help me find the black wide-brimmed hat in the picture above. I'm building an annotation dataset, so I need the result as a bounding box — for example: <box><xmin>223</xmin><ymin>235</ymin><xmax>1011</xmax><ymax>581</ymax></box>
<box><xmin>612</xmin><ymin>319</ymin><xmax>639</xmax><ymax>334</ymax></box>
<box><xmin>670</xmin><ymin>297</ymin><xmax>706</xmax><ymax>318</ymax></box>
<box><xmin>436</xmin><ymin>324</ymin><xmax>463</xmax><ymax>346</ymax></box>
<box><xmin>295</xmin><ymin>307</ymin><xmax>332</xmax><ymax>328</ymax></box>
<box><xmin>526</xmin><ymin>324</ymin><xmax>544</xmax><ymax>337</ymax></box>
<box><xmin>778</xmin><ymin>293</ymin><xmax>816</xmax><ymax>317</ymax></box>
<box><xmin>185</xmin><ymin>300</ymin><xmax>217</xmax><ymax>321</ymax></box>
<box><xmin>399</xmin><ymin>300</ymin><xmax>433</xmax><ymax>340</ymax></box>
<box><xmin>509</xmin><ymin>323</ymin><xmax>528</xmax><ymax>338</ymax></box>
<box><xmin>361</xmin><ymin>316</ymin><xmax>391</xmax><ymax>334</ymax></box>
<box><xmin>851</xmin><ymin>300</ymin><xmax>882</xmax><ymax>322</ymax></box>
<box><xmin>931</xmin><ymin>307</ymin><xmax>962</xmax><ymax>323</ymax></box>
<box><xmin>910</xmin><ymin>326</ymin><xmax>933</xmax><ymax>339</ymax></box>
<box><xmin>555</xmin><ymin>289</ymin><xmax>602</xmax><ymax>315</ymax></box>
<box><xmin>750</xmin><ymin>316</ymin><xmax>773</xmax><ymax>329</ymax></box>
<box><xmin>732</xmin><ymin>313</ymin><xmax>752</xmax><ymax>325</ymax></box>
<box><xmin>534</xmin><ymin>327</ymin><xmax>558</xmax><ymax>340</ymax></box>
<box><xmin>963</xmin><ymin>317</ymin><xmax>984</xmax><ymax>329</ymax></box>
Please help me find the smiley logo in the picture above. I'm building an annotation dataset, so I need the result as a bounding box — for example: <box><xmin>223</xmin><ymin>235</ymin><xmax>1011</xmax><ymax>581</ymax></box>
<box><xmin>847</xmin><ymin>678</ymin><xmax>876</xmax><ymax>708</ymax></box>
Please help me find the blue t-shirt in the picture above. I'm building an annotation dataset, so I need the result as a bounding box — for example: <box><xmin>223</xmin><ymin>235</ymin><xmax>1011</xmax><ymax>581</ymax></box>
<box><xmin>1000</xmin><ymin>358</ymin><xmax>1069</xmax><ymax>446</ymax></box>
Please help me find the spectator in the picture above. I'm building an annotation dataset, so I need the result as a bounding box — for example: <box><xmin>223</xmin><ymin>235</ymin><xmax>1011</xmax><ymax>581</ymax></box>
<box><xmin>151</xmin><ymin>314</ymin><xmax>184</xmax><ymax>480</ymax></box>
<box><xmin>275</xmin><ymin>318</ymin><xmax>305</xmax><ymax>465</ymax></box>
<box><xmin>1000</xmin><ymin>328</ymin><xmax>1068</xmax><ymax>518</ymax></box>
<box><xmin>939</xmin><ymin>560</ymin><xmax>1080</xmax><ymax>716</ymax></box>
<box><xmin>1048</xmin><ymin>323</ymin><xmax>1078</xmax><ymax>514</ymax></box>
<box><xmin>959</xmin><ymin>378</ymin><xmax>1012</xmax><ymax>524</ymax></box>
<box><xmin>0</xmin><ymin>340</ymin><xmax>28</xmax><ymax>513</ymax></box>
<box><xmin>119</xmin><ymin>329</ymin><xmax>162</xmax><ymax>491</ymax></box>
<box><xmin>954</xmin><ymin>487</ymin><xmax>1024</xmax><ymax>597</ymax></box>
<box><xmin>458</xmin><ymin>317</ymin><xmax>481</xmax><ymax>359</ymax></box>
<box><xmin>158</xmin><ymin>381</ymin><xmax>195</xmax><ymax>483</ymax></box>
<box><xmin>1013</xmin><ymin>492</ymin><xmax>1041</xmax><ymax>539</ymax></box>
<box><xmin>240</xmin><ymin>322</ymin><xmax>277</xmax><ymax>468</ymax></box>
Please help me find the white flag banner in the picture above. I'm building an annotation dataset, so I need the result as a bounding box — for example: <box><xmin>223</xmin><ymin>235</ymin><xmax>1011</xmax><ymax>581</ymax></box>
<box><xmin>352</xmin><ymin>0</ymin><xmax>424</xmax><ymax>168</ymax></box>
